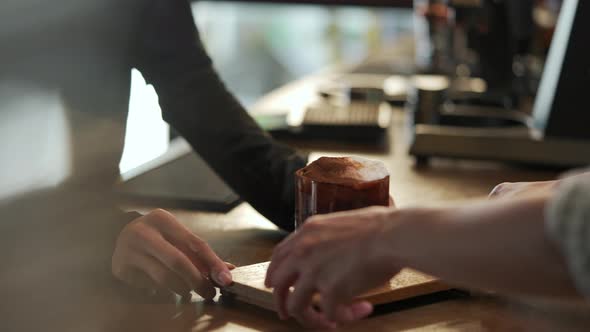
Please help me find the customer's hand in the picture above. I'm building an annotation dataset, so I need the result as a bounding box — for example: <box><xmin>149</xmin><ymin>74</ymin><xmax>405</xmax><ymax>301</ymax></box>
<box><xmin>112</xmin><ymin>209</ymin><xmax>234</xmax><ymax>299</ymax></box>
<box><xmin>489</xmin><ymin>180</ymin><xmax>558</xmax><ymax>200</ymax></box>
<box><xmin>265</xmin><ymin>206</ymin><xmax>400</xmax><ymax>329</ymax></box>
<box><xmin>489</xmin><ymin>169</ymin><xmax>590</xmax><ymax>200</ymax></box>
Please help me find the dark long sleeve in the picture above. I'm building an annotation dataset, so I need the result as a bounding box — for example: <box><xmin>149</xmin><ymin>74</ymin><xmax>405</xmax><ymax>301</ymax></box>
<box><xmin>131</xmin><ymin>0</ymin><xmax>305</xmax><ymax>232</ymax></box>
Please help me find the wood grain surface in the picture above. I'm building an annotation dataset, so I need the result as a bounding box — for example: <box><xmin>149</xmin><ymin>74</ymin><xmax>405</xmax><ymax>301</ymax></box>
<box><xmin>223</xmin><ymin>262</ymin><xmax>450</xmax><ymax>311</ymax></box>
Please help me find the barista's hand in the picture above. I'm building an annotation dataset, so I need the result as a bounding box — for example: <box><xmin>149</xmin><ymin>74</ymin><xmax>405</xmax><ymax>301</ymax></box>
<box><xmin>489</xmin><ymin>180</ymin><xmax>558</xmax><ymax>200</ymax></box>
<box><xmin>112</xmin><ymin>209</ymin><xmax>234</xmax><ymax>299</ymax></box>
<box><xmin>265</xmin><ymin>206</ymin><xmax>400</xmax><ymax>328</ymax></box>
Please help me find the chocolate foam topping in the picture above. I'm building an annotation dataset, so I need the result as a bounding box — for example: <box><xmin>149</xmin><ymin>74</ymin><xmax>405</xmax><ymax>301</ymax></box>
<box><xmin>297</xmin><ymin>156</ymin><xmax>389</xmax><ymax>186</ymax></box>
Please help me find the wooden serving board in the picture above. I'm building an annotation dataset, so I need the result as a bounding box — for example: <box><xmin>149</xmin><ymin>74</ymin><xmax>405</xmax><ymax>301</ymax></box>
<box><xmin>222</xmin><ymin>262</ymin><xmax>449</xmax><ymax>312</ymax></box>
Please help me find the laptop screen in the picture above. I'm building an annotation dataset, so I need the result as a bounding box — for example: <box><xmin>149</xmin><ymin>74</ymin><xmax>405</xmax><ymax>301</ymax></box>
<box><xmin>533</xmin><ymin>0</ymin><xmax>590</xmax><ymax>140</ymax></box>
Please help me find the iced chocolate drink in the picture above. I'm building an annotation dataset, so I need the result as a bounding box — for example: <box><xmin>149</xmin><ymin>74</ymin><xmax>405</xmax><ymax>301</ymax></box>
<box><xmin>295</xmin><ymin>156</ymin><xmax>390</xmax><ymax>228</ymax></box>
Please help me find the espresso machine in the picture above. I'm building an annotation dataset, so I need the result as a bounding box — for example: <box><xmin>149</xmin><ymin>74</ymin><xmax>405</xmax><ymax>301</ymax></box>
<box><xmin>408</xmin><ymin>0</ymin><xmax>590</xmax><ymax>168</ymax></box>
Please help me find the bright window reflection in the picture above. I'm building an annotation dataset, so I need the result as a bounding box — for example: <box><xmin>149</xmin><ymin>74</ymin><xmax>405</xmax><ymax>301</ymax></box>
<box><xmin>119</xmin><ymin>70</ymin><xmax>169</xmax><ymax>174</ymax></box>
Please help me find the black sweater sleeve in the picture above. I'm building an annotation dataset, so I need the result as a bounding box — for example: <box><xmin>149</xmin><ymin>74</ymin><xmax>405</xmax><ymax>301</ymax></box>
<box><xmin>132</xmin><ymin>0</ymin><xmax>305</xmax><ymax>232</ymax></box>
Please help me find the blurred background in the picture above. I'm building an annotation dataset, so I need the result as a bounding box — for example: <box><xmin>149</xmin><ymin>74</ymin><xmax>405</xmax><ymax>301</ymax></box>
<box><xmin>0</xmin><ymin>0</ymin><xmax>571</xmax><ymax>198</ymax></box>
<box><xmin>121</xmin><ymin>1</ymin><xmax>415</xmax><ymax>173</ymax></box>
<box><xmin>122</xmin><ymin>0</ymin><xmax>568</xmax><ymax>174</ymax></box>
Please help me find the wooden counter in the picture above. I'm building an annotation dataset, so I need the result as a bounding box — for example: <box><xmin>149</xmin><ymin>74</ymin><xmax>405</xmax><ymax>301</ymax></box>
<box><xmin>2</xmin><ymin>74</ymin><xmax>589</xmax><ymax>332</ymax></box>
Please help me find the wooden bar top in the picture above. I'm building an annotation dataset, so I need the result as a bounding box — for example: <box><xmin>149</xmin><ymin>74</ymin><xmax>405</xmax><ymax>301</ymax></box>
<box><xmin>3</xmin><ymin>74</ymin><xmax>590</xmax><ymax>331</ymax></box>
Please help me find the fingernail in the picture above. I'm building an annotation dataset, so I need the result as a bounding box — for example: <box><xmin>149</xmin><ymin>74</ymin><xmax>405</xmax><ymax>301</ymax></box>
<box><xmin>351</xmin><ymin>302</ymin><xmax>373</xmax><ymax>318</ymax></box>
<box><xmin>214</xmin><ymin>271</ymin><xmax>232</xmax><ymax>287</ymax></box>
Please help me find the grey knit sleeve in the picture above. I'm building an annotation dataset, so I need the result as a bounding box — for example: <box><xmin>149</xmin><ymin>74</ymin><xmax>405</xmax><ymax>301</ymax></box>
<box><xmin>545</xmin><ymin>173</ymin><xmax>590</xmax><ymax>297</ymax></box>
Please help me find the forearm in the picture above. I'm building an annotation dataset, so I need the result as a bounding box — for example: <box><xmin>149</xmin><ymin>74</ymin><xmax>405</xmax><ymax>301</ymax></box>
<box><xmin>133</xmin><ymin>0</ymin><xmax>306</xmax><ymax>231</ymax></box>
<box><xmin>162</xmin><ymin>70</ymin><xmax>306</xmax><ymax>231</ymax></box>
<box><xmin>388</xmin><ymin>196</ymin><xmax>580</xmax><ymax>299</ymax></box>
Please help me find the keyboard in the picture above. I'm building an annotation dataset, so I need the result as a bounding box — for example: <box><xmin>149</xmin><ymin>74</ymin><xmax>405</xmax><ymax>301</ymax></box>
<box><xmin>299</xmin><ymin>101</ymin><xmax>392</xmax><ymax>141</ymax></box>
